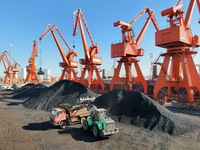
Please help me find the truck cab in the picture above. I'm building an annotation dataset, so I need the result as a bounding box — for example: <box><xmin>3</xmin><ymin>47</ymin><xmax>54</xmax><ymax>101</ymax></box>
<box><xmin>50</xmin><ymin>108</ymin><xmax>67</xmax><ymax>128</ymax></box>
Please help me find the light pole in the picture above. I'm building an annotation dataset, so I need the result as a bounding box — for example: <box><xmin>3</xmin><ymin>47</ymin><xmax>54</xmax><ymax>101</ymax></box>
<box><xmin>10</xmin><ymin>43</ymin><xmax>13</xmax><ymax>86</ymax></box>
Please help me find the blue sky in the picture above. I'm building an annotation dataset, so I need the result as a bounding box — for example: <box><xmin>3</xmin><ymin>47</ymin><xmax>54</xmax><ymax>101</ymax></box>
<box><xmin>0</xmin><ymin>0</ymin><xmax>199</xmax><ymax>78</ymax></box>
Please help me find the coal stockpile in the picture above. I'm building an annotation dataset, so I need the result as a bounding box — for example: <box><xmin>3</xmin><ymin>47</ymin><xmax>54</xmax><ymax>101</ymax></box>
<box><xmin>12</xmin><ymin>83</ymin><xmax>47</xmax><ymax>100</ymax></box>
<box><xmin>93</xmin><ymin>89</ymin><xmax>191</xmax><ymax>135</ymax></box>
<box><xmin>23</xmin><ymin>80</ymin><xmax>99</xmax><ymax>111</ymax></box>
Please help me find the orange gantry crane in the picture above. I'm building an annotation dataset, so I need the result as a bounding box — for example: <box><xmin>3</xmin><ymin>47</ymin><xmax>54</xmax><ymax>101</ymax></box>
<box><xmin>110</xmin><ymin>8</ymin><xmax>159</xmax><ymax>93</ymax></box>
<box><xmin>0</xmin><ymin>51</ymin><xmax>21</xmax><ymax>84</ymax></box>
<box><xmin>154</xmin><ymin>0</ymin><xmax>200</xmax><ymax>102</ymax></box>
<box><xmin>73</xmin><ymin>8</ymin><xmax>104</xmax><ymax>91</ymax></box>
<box><xmin>24</xmin><ymin>40</ymin><xmax>39</xmax><ymax>84</ymax></box>
<box><xmin>39</xmin><ymin>24</ymin><xmax>79</xmax><ymax>82</ymax></box>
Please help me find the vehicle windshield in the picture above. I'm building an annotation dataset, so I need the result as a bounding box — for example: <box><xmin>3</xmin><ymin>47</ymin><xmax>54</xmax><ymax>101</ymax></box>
<box><xmin>51</xmin><ymin>109</ymin><xmax>57</xmax><ymax>116</ymax></box>
<box><xmin>98</xmin><ymin>110</ymin><xmax>107</xmax><ymax>118</ymax></box>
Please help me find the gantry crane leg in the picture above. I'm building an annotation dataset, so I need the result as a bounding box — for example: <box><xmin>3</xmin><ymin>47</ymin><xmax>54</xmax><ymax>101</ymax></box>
<box><xmin>59</xmin><ymin>71</ymin><xmax>65</xmax><ymax>81</ymax></box>
<box><xmin>12</xmin><ymin>73</ymin><xmax>20</xmax><ymax>83</ymax></box>
<box><xmin>65</xmin><ymin>70</ymin><xmax>72</xmax><ymax>81</ymax></box>
<box><xmin>59</xmin><ymin>69</ymin><xmax>78</xmax><ymax>82</ymax></box>
<box><xmin>4</xmin><ymin>74</ymin><xmax>10</xmax><ymax>84</ymax></box>
<box><xmin>65</xmin><ymin>69</ymin><xmax>78</xmax><ymax>82</ymax></box>
<box><xmin>133</xmin><ymin>59</ymin><xmax>147</xmax><ymax>94</ymax></box>
<box><xmin>93</xmin><ymin>66</ymin><xmax>105</xmax><ymax>91</ymax></box>
<box><xmin>110</xmin><ymin>57</ymin><xmax>147</xmax><ymax>93</ymax></box>
<box><xmin>79</xmin><ymin>65</ymin><xmax>104</xmax><ymax>91</ymax></box>
<box><xmin>154</xmin><ymin>50</ymin><xmax>200</xmax><ymax>102</ymax></box>
<box><xmin>25</xmin><ymin>71</ymin><xmax>39</xmax><ymax>84</ymax></box>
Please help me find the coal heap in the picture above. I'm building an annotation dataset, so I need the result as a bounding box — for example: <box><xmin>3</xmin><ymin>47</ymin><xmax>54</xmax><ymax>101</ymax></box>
<box><xmin>93</xmin><ymin>89</ymin><xmax>191</xmax><ymax>135</ymax></box>
<box><xmin>23</xmin><ymin>80</ymin><xmax>99</xmax><ymax>111</ymax></box>
<box><xmin>12</xmin><ymin>83</ymin><xmax>47</xmax><ymax>100</ymax></box>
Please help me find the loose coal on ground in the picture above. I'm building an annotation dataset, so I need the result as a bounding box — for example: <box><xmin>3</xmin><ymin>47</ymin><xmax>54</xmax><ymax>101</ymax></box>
<box><xmin>12</xmin><ymin>83</ymin><xmax>47</xmax><ymax>100</ymax></box>
<box><xmin>23</xmin><ymin>80</ymin><xmax>99</xmax><ymax>111</ymax></box>
<box><xmin>93</xmin><ymin>89</ymin><xmax>192</xmax><ymax>136</ymax></box>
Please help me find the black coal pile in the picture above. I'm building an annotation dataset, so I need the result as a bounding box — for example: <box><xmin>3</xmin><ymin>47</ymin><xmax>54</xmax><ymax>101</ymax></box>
<box><xmin>12</xmin><ymin>83</ymin><xmax>47</xmax><ymax>100</ymax></box>
<box><xmin>23</xmin><ymin>80</ymin><xmax>99</xmax><ymax>111</ymax></box>
<box><xmin>93</xmin><ymin>89</ymin><xmax>191</xmax><ymax>136</ymax></box>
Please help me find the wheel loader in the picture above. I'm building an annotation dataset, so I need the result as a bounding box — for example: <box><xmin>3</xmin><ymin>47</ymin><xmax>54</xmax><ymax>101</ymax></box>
<box><xmin>82</xmin><ymin>104</ymin><xmax>119</xmax><ymax>138</ymax></box>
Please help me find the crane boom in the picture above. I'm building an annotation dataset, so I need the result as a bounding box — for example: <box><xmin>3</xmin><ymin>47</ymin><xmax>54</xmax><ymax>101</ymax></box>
<box><xmin>185</xmin><ymin>0</ymin><xmax>200</xmax><ymax>28</ymax></box>
<box><xmin>39</xmin><ymin>24</ymin><xmax>70</xmax><ymax>66</ymax></box>
<box><xmin>73</xmin><ymin>9</ymin><xmax>95</xmax><ymax>46</ymax></box>
<box><xmin>39</xmin><ymin>24</ymin><xmax>78</xmax><ymax>81</ymax></box>
<box><xmin>73</xmin><ymin>8</ymin><xmax>101</xmax><ymax>64</ymax></box>
<box><xmin>136</xmin><ymin>8</ymin><xmax>160</xmax><ymax>47</ymax></box>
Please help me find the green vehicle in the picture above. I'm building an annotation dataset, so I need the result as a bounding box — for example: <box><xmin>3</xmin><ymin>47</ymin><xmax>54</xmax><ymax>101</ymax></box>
<box><xmin>82</xmin><ymin>108</ymin><xmax>119</xmax><ymax>138</ymax></box>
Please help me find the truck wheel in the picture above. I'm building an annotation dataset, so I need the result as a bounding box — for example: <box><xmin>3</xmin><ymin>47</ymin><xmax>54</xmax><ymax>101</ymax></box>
<box><xmin>82</xmin><ymin>120</ymin><xmax>89</xmax><ymax>131</ymax></box>
<box><xmin>80</xmin><ymin>117</ymin><xmax>86</xmax><ymax>124</ymax></box>
<box><xmin>60</xmin><ymin>121</ymin><xmax>67</xmax><ymax>129</ymax></box>
<box><xmin>92</xmin><ymin>125</ymin><xmax>99</xmax><ymax>138</ymax></box>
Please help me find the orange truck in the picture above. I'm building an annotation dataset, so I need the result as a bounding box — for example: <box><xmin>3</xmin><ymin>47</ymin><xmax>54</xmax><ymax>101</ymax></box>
<box><xmin>49</xmin><ymin>103</ymin><xmax>90</xmax><ymax>128</ymax></box>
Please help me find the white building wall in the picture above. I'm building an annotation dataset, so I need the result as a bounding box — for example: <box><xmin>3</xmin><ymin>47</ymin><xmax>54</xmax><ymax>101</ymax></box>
<box><xmin>43</xmin><ymin>69</ymin><xmax>50</xmax><ymax>81</ymax></box>
<box><xmin>20</xmin><ymin>68</ymin><xmax>26</xmax><ymax>82</ymax></box>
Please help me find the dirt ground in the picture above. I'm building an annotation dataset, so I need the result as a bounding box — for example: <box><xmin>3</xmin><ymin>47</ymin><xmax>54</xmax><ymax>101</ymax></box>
<box><xmin>1</xmin><ymin>91</ymin><xmax>200</xmax><ymax>150</ymax></box>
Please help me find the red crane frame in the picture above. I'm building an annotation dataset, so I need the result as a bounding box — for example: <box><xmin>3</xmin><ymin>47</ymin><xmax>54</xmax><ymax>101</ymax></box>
<box><xmin>73</xmin><ymin>8</ymin><xmax>104</xmax><ymax>91</ymax></box>
<box><xmin>154</xmin><ymin>0</ymin><xmax>200</xmax><ymax>102</ymax></box>
<box><xmin>24</xmin><ymin>40</ymin><xmax>39</xmax><ymax>84</ymax></box>
<box><xmin>40</xmin><ymin>24</ymin><xmax>79</xmax><ymax>82</ymax></box>
<box><xmin>0</xmin><ymin>51</ymin><xmax>21</xmax><ymax>84</ymax></box>
<box><xmin>110</xmin><ymin>7</ymin><xmax>159</xmax><ymax>93</ymax></box>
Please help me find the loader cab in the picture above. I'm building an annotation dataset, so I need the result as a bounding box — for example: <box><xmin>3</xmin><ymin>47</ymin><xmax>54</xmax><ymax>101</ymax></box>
<box><xmin>95</xmin><ymin>108</ymin><xmax>107</xmax><ymax>119</ymax></box>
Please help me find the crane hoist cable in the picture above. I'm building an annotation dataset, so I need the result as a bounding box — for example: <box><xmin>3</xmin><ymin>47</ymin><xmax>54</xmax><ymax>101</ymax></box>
<box><xmin>37</xmin><ymin>41</ymin><xmax>45</xmax><ymax>75</ymax></box>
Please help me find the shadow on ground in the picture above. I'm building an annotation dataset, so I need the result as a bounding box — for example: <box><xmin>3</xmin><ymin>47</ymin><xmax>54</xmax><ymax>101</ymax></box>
<box><xmin>0</xmin><ymin>96</ymin><xmax>23</xmax><ymax>106</ymax></box>
<box><xmin>58</xmin><ymin>126</ymin><xmax>109</xmax><ymax>142</ymax></box>
<box><xmin>22</xmin><ymin>121</ymin><xmax>58</xmax><ymax>131</ymax></box>
<box><xmin>7</xmin><ymin>101</ymin><xmax>23</xmax><ymax>106</ymax></box>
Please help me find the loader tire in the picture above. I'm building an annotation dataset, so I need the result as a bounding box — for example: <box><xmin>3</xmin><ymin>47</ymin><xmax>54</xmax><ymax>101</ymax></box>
<box><xmin>92</xmin><ymin>125</ymin><xmax>99</xmax><ymax>138</ymax></box>
<box><xmin>82</xmin><ymin>120</ymin><xmax>89</xmax><ymax>131</ymax></box>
